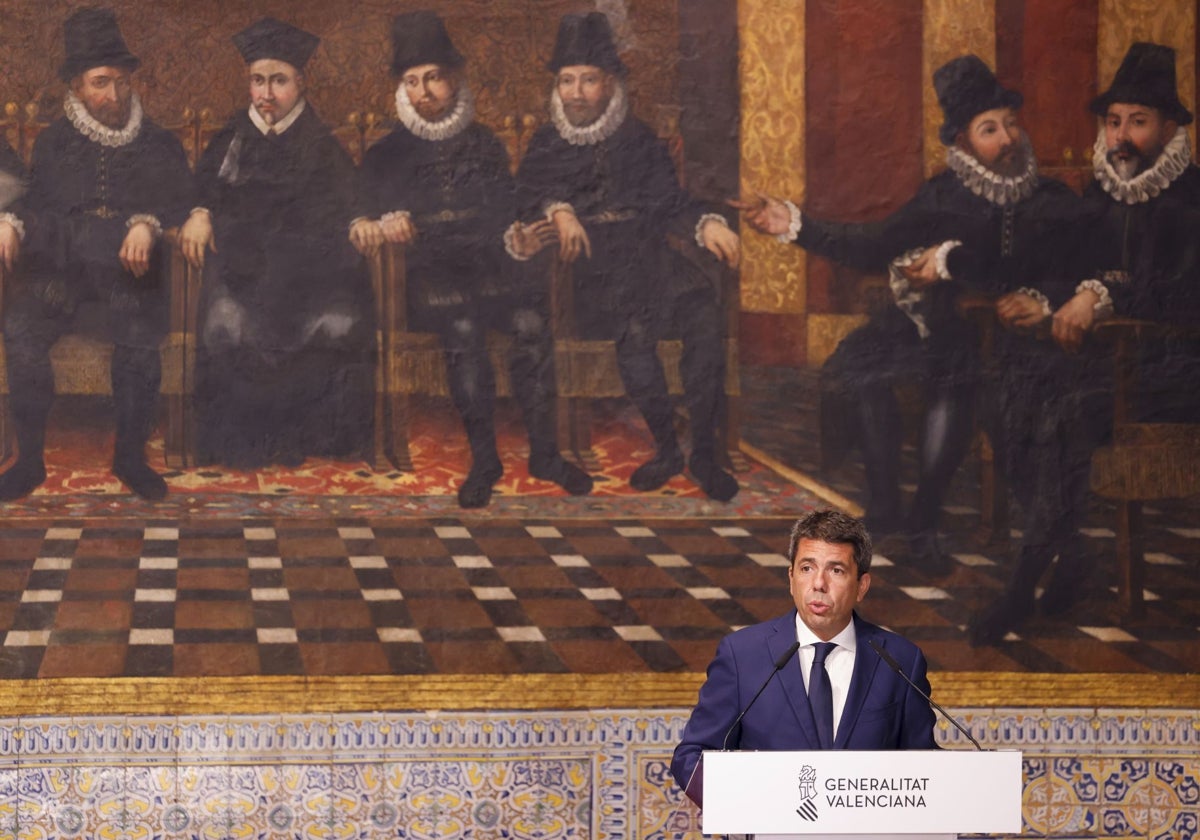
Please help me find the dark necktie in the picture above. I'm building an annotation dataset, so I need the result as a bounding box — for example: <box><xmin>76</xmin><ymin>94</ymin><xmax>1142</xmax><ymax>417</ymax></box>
<box><xmin>810</xmin><ymin>641</ymin><xmax>837</xmax><ymax>748</ymax></box>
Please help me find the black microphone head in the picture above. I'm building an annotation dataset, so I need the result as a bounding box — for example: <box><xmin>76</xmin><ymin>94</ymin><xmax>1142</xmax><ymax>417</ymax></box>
<box><xmin>869</xmin><ymin>638</ymin><xmax>903</xmax><ymax>671</ymax></box>
<box><xmin>774</xmin><ymin>640</ymin><xmax>801</xmax><ymax>669</ymax></box>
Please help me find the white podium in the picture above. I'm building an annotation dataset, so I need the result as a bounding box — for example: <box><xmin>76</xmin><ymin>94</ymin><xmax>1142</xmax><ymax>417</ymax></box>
<box><xmin>700</xmin><ymin>749</ymin><xmax>1022</xmax><ymax>839</ymax></box>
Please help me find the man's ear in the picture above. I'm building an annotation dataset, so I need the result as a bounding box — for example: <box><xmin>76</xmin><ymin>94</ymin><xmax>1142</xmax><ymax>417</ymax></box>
<box><xmin>1162</xmin><ymin>118</ymin><xmax>1179</xmax><ymax>144</ymax></box>
<box><xmin>856</xmin><ymin>571</ymin><xmax>872</xmax><ymax>603</ymax></box>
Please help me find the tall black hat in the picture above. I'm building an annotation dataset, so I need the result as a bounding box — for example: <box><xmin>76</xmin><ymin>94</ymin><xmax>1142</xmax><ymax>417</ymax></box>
<box><xmin>59</xmin><ymin>8</ymin><xmax>140</xmax><ymax>82</ymax></box>
<box><xmin>232</xmin><ymin>18</ymin><xmax>320</xmax><ymax>70</ymax></box>
<box><xmin>546</xmin><ymin>12</ymin><xmax>626</xmax><ymax>77</ymax></box>
<box><xmin>934</xmin><ymin>54</ymin><xmax>1023</xmax><ymax>145</ymax></box>
<box><xmin>391</xmin><ymin>11</ymin><xmax>464</xmax><ymax>76</ymax></box>
<box><xmin>1090</xmin><ymin>42</ymin><xmax>1192</xmax><ymax>126</ymax></box>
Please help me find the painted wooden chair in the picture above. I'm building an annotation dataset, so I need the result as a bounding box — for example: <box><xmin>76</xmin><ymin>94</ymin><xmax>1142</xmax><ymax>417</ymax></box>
<box><xmin>368</xmin><ymin>242</ymin><xmax>518</xmax><ymax>471</ymax></box>
<box><xmin>549</xmin><ymin>238</ymin><xmax>742</xmax><ymax>473</ymax></box>
<box><xmin>1089</xmin><ymin>319</ymin><xmax>1200</xmax><ymax>618</ymax></box>
<box><xmin>963</xmin><ymin>298</ymin><xmax>1200</xmax><ymax>620</ymax></box>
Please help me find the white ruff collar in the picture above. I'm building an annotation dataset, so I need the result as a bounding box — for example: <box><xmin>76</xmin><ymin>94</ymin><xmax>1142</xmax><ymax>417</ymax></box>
<box><xmin>64</xmin><ymin>91</ymin><xmax>143</xmax><ymax>148</ymax></box>
<box><xmin>551</xmin><ymin>82</ymin><xmax>628</xmax><ymax>146</ymax></box>
<box><xmin>1092</xmin><ymin>125</ymin><xmax>1192</xmax><ymax>205</ymax></box>
<box><xmin>945</xmin><ymin>136</ymin><xmax>1038</xmax><ymax>207</ymax></box>
<box><xmin>394</xmin><ymin>84</ymin><xmax>474</xmax><ymax>142</ymax></box>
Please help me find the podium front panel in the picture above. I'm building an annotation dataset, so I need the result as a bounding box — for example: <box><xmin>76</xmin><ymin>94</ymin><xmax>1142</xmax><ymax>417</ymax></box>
<box><xmin>701</xmin><ymin>750</ymin><xmax>1022</xmax><ymax>836</ymax></box>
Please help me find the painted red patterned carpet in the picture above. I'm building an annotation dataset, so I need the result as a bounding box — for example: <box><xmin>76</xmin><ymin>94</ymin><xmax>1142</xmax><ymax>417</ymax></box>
<box><xmin>0</xmin><ymin>398</ymin><xmax>820</xmax><ymax>518</ymax></box>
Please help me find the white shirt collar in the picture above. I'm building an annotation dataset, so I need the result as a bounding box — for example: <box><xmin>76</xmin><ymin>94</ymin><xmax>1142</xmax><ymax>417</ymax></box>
<box><xmin>64</xmin><ymin>91</ymin><xmax>144</xmax><ymax>148</ymax></box>
<box><xmin>794</xmin><ymin>612</ymin><xmax>858</xmax><ymax>653</ymax></box>
<box><xmin>944</xmin><ymin>135</ymin><xmax>1039</xmax><ymax>207</ymax></box>
<box><xmin>394</xmin><ymin>83</ymin><xmax>475</xmax><ymax>142</ymax></box>
<box><xmin>550</xmin><ymin>81</ymin><xmax>628</xmax><ymax>146</ymax></box>
<box><xmin>248</xmin><ymin>98</ymin><xmax>306</xmax><ymax>136</ymax></box>
<box><xmin>1092</xmin><ymin>124</ymin><xmax>1192</xmax><ymax>205</ymax></box>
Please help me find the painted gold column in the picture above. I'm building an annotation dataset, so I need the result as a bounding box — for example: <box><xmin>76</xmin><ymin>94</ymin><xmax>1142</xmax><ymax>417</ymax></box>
<box><xmin>922</xmin><ymin>0</ymin><xmax>995</xmax><ymax>176</ymax></box>
<box><xmin>1098</xmin><ymin>0</ymin><xmax>1195</xmax><ymax>146</ymax></box>
<box><xmin>738</xmin><ymin>0</ymin><xmax>806</xmax><ymax>315</ymax></box>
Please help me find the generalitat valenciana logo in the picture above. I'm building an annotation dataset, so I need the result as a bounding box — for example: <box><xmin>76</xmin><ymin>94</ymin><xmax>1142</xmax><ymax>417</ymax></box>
<box><xmin>796</xmin><ymin>765</ymin><xmax>819</xmax><ymax>821</ymax></box>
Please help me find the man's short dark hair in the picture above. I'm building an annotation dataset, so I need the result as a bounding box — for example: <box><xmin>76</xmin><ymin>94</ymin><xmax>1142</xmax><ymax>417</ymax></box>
<box><xmin>786</xmin><ymin>510</ymin><xmax>873</xmax><ymax>576</ymax></box>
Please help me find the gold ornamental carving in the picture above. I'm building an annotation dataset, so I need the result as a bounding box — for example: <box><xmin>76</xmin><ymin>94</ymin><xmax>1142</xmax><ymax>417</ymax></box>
<box><xmin>0</xmin><ymin>673</ymin><xmax>1193</xmax><ymax>715</ymax></box>
<box><xmin>738</xmin><ymin>0</ymin><xmax>806</xmax><ymax>315</ymax></box>
<box><xmin>1098</xmin><ymin>0</ymin><xmax>1196</xmax><ymax>146</ymax></box>
<box><xmin>922</xmin><ymin>0</ymin><xmax>996</xmax><ymax>177</ymax></box>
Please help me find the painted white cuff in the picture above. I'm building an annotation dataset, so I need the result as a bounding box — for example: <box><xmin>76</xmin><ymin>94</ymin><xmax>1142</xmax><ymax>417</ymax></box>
<box><xmin>189</xmin><ymin>207</ymin><xmax>212</xmax><ymax>218</ymax></box>
<box><xmin>127</xmin><ymin>214</ymin><xmax>163</xmax><ymax>238</ymax></box>
<box><xmin>889</xmin><ymin>247</ymin><xmax>929</xmax><ymax>339</ymax></box>
<box><xmin>695</xmin><ymin>213</ymin><xmax>729</xmax><ymax>249</ymax></box>
<box><xmin>1017</xmin><ymin>286</ymin><xmax>1053</xmax><ymax>317</ymax></box>
<box><xmin>776</xmin><ymin>199</ymin><xmax>803</xmax><ymax>243</ymax></box>
<box><xmin>543</xmin><ymin>201</ymin><xmax>575</xmax><ymax>222</ymax></box>
<box><xmin>0</xmin><ymin>212</ymin><xmax>25</xmax><ymax>241</ymax></box>
<box><xmin>1076</xmin><ymin>278</ymin><xmax>1114</xmax><ymax>316</ymax></box>
<box><xmin>504</xmin><ymin>221</ymin><xmax>531</xmax><ymax>261</ymax></box>
<box><xmin>380</xmin><ymin>210</ymin><xmax>412</xmax><ymax>225</ymax></box>
<box><xmin>935</xmin><ymin>240</ymin><xmax>962</xmax><ymax>280</ymax></box>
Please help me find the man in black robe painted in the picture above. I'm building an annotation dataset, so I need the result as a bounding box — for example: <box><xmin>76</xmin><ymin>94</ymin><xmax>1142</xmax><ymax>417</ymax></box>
<box><xmin>0</xmin><ymin>8</ymin><xmax>190</xmax><ymax>501</ymax></box>
<box><xmin>359</xmin><ymin>11</ymin><xmax>592</xmax><ymax>508</ymax></box>
<box><xmin>180</xmin><ymin>18</ymin><xmax>376</xmax><ymax>468</ymax></box>
<box><xmin>510</xmin><ymin>12</ymin><xmax>742</xmax><ymax>501</ymax></box>
<box><xmin>968</xmin><ymin>42</ymin><xmax>1200</xmax><ymax>643</ymax></box>
<box><xmin>740</xmin><ymin>56</ymin><xmax>1083</xmax><ymax>574</ymax></box>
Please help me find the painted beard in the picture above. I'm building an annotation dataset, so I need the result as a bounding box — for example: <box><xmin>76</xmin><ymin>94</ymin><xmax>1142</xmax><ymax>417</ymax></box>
<box><xmin>1106</xmin><ymin>140</ymin><xmax>1160</xmax><ymax>181</ymax></box>
<box><xmin>984</xmin><ymin>141</ymin><xmax>1029</xmax><ymax>177</ymax></box>
<box><xmin>254</xmin><ymin>102</ymin><xmax>279</xmax><ymax>125</ymax></box>
<box><xmin>563</xmin><ymin>98</ymin><xmax>608</xmax><ymax>127</ymax></box>
<box><xmin>414</xmin><ymin>96</ymin><xmax>454</xmax><ymax>122</ymax></box>
<box><xmin>89</xmin><ymin>99</ymin><xmax>131</xmax><ymax>129</ymax></box>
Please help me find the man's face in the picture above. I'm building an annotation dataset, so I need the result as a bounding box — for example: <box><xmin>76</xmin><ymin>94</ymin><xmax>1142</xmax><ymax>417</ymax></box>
<box><xmin>557</xmin><ymin>64</ymin><xmax>615</xmax><ymax>127</ymax></box>
<box><xmin>1105</xmin><ymin>103</ymin><xmax>1178</xmax><ymax>180</ymax></box>
<box><xmin>403</xmin><ymin>63</ymin><xmax>458</xmax><ymax>122</ymax></box>
<box><xmin>73</xmin><ymin>65</ymin><xmax>133</xmax><ymax>129</ymax></box>
<box><xmin>248</xmin><ymin>59</ymin><xmax>304</xmax><ymax>125</ymax></box>
<box><xmin>788</xmin><ymin>539</ymin><xmax>870</xmax><ymax>641</ymax></box>
<box><xmin>959</xmin><ymin>107</ymin><xmax>1025</xmax><ymax>176</ymax></box>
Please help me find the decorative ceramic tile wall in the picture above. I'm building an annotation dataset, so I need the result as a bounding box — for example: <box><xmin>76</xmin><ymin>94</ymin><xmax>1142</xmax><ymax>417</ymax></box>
<box><xmin>0</xmin><ymin>708</ymin><xmax>1196</xmax><ymax>838</ymax></box>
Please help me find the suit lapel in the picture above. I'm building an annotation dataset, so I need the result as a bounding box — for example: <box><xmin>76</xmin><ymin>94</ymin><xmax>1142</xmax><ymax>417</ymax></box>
<box><xmin>767</xmin><ymin>612</ymin><xmax>822</xmax><ymax>749</ymax></box>
<box><xmin>834</xmin><ymin>613</ymin><xmax>882</xmax><ymax>748</ymax></box>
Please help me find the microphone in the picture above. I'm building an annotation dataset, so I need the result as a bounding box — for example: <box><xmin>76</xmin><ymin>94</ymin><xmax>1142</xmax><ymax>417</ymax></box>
<box><xmin>721</xmin><ymin>640</ymin><xmax>801</xmax><ymax>750</ymax></box>
<box><xmin>868</xmin><ymin>638</ymin><xmax>982</xmax><ymax>750</ymax></box>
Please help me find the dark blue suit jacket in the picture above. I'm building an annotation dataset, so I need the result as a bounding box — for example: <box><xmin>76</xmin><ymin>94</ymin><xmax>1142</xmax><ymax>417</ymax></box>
<box><xmin>670</xmin><ymin>611</ymin><xmax>938</xmax><ymax>806</ymax></box>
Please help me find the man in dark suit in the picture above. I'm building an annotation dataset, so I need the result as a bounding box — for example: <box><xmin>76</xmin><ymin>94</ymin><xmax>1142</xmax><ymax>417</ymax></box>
<box><xmin>671</xmin><ymin>510</ymin><xmax>937</xmax><ymax>807</ymax></box>
<box><xmin>969</xmin><ymin>42</ymin><xmax>1200</xmax><ymax>643</ymax></box>
<box><xmin>0</xmin><ymin>8</ymin><xmax>190</xmax><ymax>501</ymax></box>
<box><xmin>511</xmin><ymin>12</ymin><xmax>742</xmax><ymax>502</ymax></box>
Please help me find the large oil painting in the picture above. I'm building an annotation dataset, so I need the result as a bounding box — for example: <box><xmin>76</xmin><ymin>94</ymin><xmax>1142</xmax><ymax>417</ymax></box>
<box><xmin>0</xmin><ymin>2</ymin><xmax>1197</xmax><ymax>838</ymax></box>
<box><xmin>0</xmin><ymin>0</ymin><xmax>1195</xmax><ymax>704</ymax></box>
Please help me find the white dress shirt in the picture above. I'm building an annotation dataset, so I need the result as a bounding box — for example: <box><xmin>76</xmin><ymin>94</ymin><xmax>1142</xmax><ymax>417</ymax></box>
<box><xmin>794</xmin><ymin>615</ymin><xmax>858</xmax><ymax>740</ymax></box>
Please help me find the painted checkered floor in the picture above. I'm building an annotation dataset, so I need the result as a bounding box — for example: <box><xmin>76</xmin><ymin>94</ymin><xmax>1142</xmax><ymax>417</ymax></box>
<box><xmin>1</xmin><ymin>515</ymin><xmax>1197</xmax><ymax>678</ymax></box>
